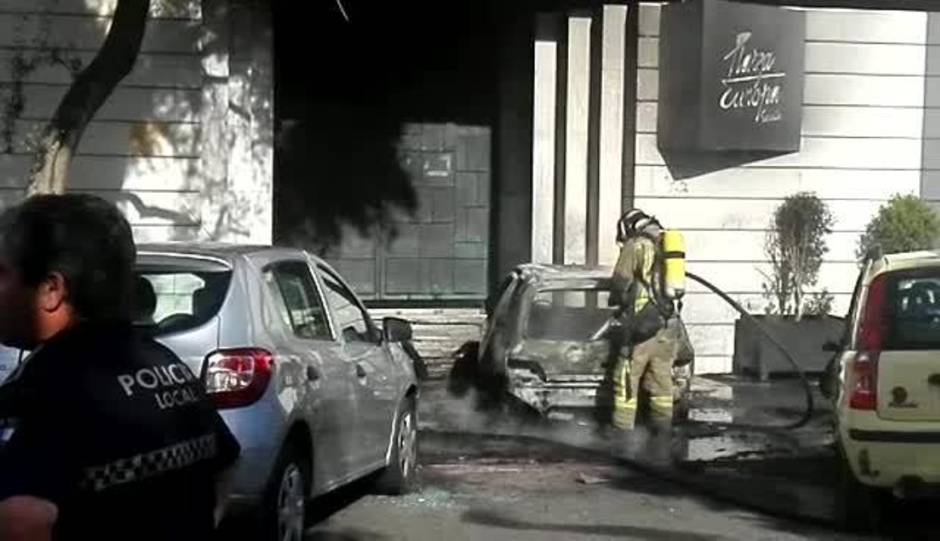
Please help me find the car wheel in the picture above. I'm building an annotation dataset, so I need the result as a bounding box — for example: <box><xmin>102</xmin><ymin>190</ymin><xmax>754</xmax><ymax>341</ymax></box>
<box><xmin>375</xmin><ymin>399</ymin><xmax>418</xmax><ymax>495</ymax></box>
<box><xmin>262</xmin><ymin>444</ymin><xmax>310</xmax><ymax>541</ymax></box>
<box><xmin>835</xmin><ymin>450</ymin><xmax>884</xmax><ymax>533</ymax></box>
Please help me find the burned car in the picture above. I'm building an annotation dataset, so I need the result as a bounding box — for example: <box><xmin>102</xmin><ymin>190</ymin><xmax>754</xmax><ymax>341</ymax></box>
<box><xmin>451</xmin><ymin>264</ymin><xmax>692</xmax><ymax>423</ymax></box>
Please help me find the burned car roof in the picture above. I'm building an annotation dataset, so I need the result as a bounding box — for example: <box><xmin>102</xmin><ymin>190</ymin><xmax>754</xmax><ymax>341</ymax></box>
<box><xmin>514</xmin><ymin>263</ymin><xmax>614</xmax><ymax>289</ymax></box>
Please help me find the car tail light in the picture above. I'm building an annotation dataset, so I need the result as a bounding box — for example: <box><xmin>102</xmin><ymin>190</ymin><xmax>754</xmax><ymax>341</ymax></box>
<box><xmin>203</xmin><ymin>348</ymin><xmax>274</xmax><ymax>409</ymax></box>
<box><xmin>850</xmin><ymin>275</ymin><xmax>888</xmax><ymax>411</ymax></box>
<box><xmin>849</xmin><ymin>352</ymin><xmax>879</xmax><ymax>410</ymax></box>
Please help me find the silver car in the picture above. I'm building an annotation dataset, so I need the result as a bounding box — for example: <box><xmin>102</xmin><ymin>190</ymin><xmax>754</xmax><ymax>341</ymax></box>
<box><xmin>134</xmin><ymin>243</ymin><xmax>419</xmax><ymax>539</ymax></box>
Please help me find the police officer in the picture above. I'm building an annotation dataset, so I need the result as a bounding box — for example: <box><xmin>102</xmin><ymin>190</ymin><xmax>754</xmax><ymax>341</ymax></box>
<box><xmin>0</xmin><ymin>194</ymin><xmax>239</xmax><ymax>540</ymax></box>
<box><xmin>610</xmin><ymin>209</ymin><xmax>679</xmax><ymax>435</ymax></box>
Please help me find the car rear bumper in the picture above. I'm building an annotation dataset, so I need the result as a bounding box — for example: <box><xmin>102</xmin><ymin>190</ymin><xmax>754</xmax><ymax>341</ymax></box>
<box><xmin>507</xmin><ymin>372</ymin><xmax>690</xmax><ymax>421</ymax></box>
<box><xmin>220</xmin><ymin>406</ymin><xmax>284</xmax><ymax>502</ymax></box>
<box><xmin>509</xmin><ymin>379</ymin><xmax>600</xmax><ymax>419</ymax></box>
<box><xmin>843</xmin><ymin>433</ymin><xmax>940</xmax><ymax>494</ymax></box>
<box><xmin>849</xmin><ymin>429</ymin><xmax>940</xmax><ymax>443</ymax></box>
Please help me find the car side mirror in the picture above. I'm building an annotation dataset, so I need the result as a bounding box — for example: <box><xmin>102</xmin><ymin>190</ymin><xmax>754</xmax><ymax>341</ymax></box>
<box><xmin>383</xmin><ymin>317</ymin><xmax>413</xmax><ymax>342</ymax></box>
<box><xmin>342</xmin><ymin>326</ymin><xmax>361</xmax><ymax>343</ymax></box>
<box><xmin>822</xmin><ymin>341</ymin><xmax>842</xmax><ymax>353</ymax></box>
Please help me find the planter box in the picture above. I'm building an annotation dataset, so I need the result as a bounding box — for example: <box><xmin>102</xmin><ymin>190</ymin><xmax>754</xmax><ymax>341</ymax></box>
<box><xmin>733</xmin><ymin>315</ymin><xmax>844</xmax><ymax>380</ymax></box>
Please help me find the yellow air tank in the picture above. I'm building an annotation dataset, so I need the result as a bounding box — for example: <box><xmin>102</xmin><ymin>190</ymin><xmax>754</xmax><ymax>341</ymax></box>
<box><xmin>662</xmin><ymin>230</ymin><xmax>686</xmax><ymax>300</ymax></box>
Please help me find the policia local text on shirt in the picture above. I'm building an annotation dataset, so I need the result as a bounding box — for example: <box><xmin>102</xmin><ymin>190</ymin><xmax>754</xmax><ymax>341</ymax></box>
<box><xmin>0</xmin><ymin>194</ymin><xmax>240</xmax><ymax>541</ymax></box>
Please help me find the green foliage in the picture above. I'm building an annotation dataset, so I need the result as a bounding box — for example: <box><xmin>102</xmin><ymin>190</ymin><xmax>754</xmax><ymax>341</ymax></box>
<box><xmin>804</xmin><ymin>289</ymin><xmax>835</xmax><ymax>318</ymax></box>
<box><xmin>2</xmin><ymin>15</ymin><xmax>83</xmax><ymax>153</ymax></box>
<box><xmin>857</xmin><ymin>195</ymin><xmax>940</xmax><ymax>260</ymax></box>
<box><xmin>761</xmin><ymin>192</ymin><xmax>834</xmax><ymax>320</ymax></box>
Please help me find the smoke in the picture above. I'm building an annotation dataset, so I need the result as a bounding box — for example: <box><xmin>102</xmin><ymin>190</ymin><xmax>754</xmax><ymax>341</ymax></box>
<box><xmin>427</xmin><ymin>380</ymin><xmax>667</xmax><ymax>464</ymax></box>
<box><xmin>421</xmin><ymin>376</ymin><xmax>692</xmax><ymax>467</ymax></box>
<box><xmin>428</xmin><ymin>386</ymin><xmax>531</xmax><ymax>434</ymax></box>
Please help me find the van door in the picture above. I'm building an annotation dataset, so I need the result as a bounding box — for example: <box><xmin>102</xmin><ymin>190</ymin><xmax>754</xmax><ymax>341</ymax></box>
<box><xmin>875</xmin><ymin>268</ymin><xmax>940</xmax><ymax>421</ymax></box>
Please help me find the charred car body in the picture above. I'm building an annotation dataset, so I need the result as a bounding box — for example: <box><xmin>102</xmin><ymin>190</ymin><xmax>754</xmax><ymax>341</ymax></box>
<box><xmin>453</xmin><ymin>264</ymin><xmax>692</xmax><ymax>423</ymax></box>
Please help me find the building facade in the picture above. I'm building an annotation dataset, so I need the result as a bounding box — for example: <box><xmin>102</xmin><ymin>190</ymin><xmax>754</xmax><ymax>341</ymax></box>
<box><xmin>0</xmin><ymin>0</ymin><xmax>274</xmax><ymax>244</ymax></box>
<box><xmin>6</xmin><ymin>1</ymin><xmax>940</xmax><ymax>376</ymax></box>
<box><xmin>520</xmin><ymin>1</ymin><xmax>940</xmax><ymax>373</ymax></box>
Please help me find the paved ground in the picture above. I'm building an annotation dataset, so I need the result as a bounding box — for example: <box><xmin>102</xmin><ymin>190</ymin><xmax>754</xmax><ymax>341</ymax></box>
<box><xmin>305</xmin><ymin>431</ymin><xmax>861</xmax><ymax>541</ymax></box>
<box><xmin>299</xmin><ymin>376</ymin><xmax>940</xmax><ymax>540</ymax></box>
<box><xmin>418</xmin><ymin>375</ymin><xmax>841</xmax><ymax>522</ymax></box>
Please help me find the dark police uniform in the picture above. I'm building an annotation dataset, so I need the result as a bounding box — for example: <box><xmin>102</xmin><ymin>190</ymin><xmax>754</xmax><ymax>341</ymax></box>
<box><xmin>0</xmin><ymin>322</ymin><xmax>240</xmax><ymax>540</ymax></box>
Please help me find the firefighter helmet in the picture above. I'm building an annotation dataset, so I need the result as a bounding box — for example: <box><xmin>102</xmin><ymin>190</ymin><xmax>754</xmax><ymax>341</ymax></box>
<box><xmin>616</xmin><ymin>209</ymin><xmax>660</xmax><ymax>243</ymax></box>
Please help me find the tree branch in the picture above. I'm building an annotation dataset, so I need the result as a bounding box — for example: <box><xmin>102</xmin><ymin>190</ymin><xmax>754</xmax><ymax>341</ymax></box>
<box><xmin>28</xmin><ymin>0</ymin><xmax>151</xmax><ymax>195</ymax></box>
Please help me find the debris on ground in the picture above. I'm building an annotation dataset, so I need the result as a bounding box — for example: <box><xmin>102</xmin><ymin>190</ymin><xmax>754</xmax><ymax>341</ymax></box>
<box><xmin>576</xmin><ymin>472</ymin><xmax>609</xmax><ymax>485</ymax></box>
<box><xmin>373</xmin><ymin>487</ymin><xmax>462</xmax><ymax>510</ymax></box>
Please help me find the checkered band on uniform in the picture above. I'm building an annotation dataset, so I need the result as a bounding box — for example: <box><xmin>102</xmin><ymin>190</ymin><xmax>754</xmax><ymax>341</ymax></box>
<box><xmin>82</xmin><ymin>434</ymin><xmax>218</xmax><ymax>492</ymax></box>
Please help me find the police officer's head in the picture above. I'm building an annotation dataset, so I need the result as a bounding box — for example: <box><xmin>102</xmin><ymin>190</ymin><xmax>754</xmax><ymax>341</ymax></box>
<box><xmin>616</xmin><ymin>209</ymin><xmax>662</xmax><ymax>244</ymax></box>
<box><xmin>0</xmin><ymin>194</ymin><xmax>135</xmax><ymax>349</ymax></box>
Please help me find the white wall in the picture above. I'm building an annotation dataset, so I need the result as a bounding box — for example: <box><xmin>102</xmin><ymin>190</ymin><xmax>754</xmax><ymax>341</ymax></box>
<box><xmin>0</xmin><ymin>0</ymin><xmax>273</xmax><ymax>244</ymax></box>
<box><xmin>636</xmin><ymin>3</ymin><xmax>927</xmax><ymax>373</ymax></box>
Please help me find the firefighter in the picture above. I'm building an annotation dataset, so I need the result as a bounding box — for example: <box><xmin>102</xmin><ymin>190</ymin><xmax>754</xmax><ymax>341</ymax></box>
<box><xmin>609</xmin><ymin>209</ymin><xmax>683</xmax><ymax>435</ymax></box>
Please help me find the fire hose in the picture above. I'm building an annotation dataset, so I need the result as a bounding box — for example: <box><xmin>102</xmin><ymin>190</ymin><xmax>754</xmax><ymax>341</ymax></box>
<box><xmin>686</xmin><ymin>271</ymin><xmax>815</xmax><ymax>430</ymax></box>
<box><xmin>586</xmin><ymin>271</ymin><xmax>817</xmax><ymax>430</ymax></box>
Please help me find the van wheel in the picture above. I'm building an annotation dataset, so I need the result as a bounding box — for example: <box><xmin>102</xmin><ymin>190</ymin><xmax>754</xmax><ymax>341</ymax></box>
<box><xmin>261</xmin><ymin>443</ymin><xmax>310</xmax><ymax>541</ymax></box>
<box><xmin>375</xmin><ymin>399</ymin><xmax>418</xmax><ymax>495</ymax></box>
<box><xmin>835</xmin><ymin>451</ymin><xmax>883</xmax><ymax>533</ymax></box>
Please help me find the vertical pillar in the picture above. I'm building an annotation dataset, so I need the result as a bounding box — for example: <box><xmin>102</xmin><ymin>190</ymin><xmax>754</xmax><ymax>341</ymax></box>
<box><xmin>553</xmin><ymin>16</ymin><xmax>569</xmax><ymax>264</ymax></box>
<box><xmin>586</xmin><ymin>7</ymin><xmax>603</xmax><ymax>268</ymax></box>
<box><xmin>598</xmin><ymin>5</ymin><xmax>628</xmax><ymax>266</ymax></box>
<box><xmin>531</xmin><ymin>18</ymin><xmax>558</xmax><ymax>264</ymax></box>
<box><xmin>621</xmin><ymin>4</ymin><xmax>640</xmax><ymax>214</ymax></box>
<box><xmin>923</xmin><ymin>14</ymin><xmax>940</xmax><ymax>207</ymax></box>
<box><xmin>564</xmin><ymin>16</ymin><xmax>592</xmax><ymax>265</ymax></box>
<box><xmin>493</xmin><ymin>8</ymin><xmax>534</xmax><ymax>282</ymax></box>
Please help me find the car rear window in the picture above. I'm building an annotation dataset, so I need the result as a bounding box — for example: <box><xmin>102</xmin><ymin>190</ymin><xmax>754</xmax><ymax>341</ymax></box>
<box><xmin>886</xmin><ymin>269</ymin><xmax>940</xmax><ymax>350</ymax></box>
<box><xmin>526</xmin><ymin>287</ymin><xmax>616</xmax><ymax>341</ymax></box>
<box><xmin>134</xmin><ymin>260</ymin><xmax>233</xmax><ymax>336</ymax></box>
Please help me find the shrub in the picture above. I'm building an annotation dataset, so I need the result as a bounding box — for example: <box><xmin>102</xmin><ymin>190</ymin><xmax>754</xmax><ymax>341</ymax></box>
<box><xmin>857</xmin><ymin>195</ymin><xmax>940</xmax><ymax>260</ymax></box>
<box><xmin>804</xmin><ymin>289</ymin><xmax>835</xmax><ymax>318</ymax></box>
<box><xmin>761</xmin><ymin>192</ymin><xmax>834</xmax><ymax>321</ymax></box>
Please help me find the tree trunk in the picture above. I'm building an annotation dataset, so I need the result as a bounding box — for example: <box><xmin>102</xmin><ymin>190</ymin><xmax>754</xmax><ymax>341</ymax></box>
<box><xmin>794</xmin><ymin>258</ymin><xmax>806</xmax><ymax>322</ymax></box>
<box><xmin>27</xmin><ymin>0</ymin><xmax>151</xmax><ymax>196</ymax></box>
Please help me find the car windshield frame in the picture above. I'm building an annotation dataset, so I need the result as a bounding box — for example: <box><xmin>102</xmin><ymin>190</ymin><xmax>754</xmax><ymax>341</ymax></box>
<box><xmin>521</xmin><ymin>279</ymin><xmax>617</xmax><ymax>342</ymax></box>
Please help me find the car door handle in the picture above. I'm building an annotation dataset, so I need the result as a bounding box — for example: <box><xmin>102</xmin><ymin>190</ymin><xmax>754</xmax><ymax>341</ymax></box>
<box><xmin>306</xmin><ymin>365</ymin><xmax>320</xmax><ymax>382</ymax></box>
<box><xmin>355</xmin><ymin>363</ymin><xmax>367</xmax><ymax>379</ymax></box>
<box><xmin>928</xmin><ymin>374</ymin><xmax>940</xmax><ymax>386</ymax></box>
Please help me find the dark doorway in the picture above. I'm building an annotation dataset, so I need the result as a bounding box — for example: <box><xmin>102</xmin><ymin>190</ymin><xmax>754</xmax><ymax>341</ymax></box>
<box><xmin>273</xmin><ymin>0</ymin><xmax>500</xmax><ymax>302</ymax></box>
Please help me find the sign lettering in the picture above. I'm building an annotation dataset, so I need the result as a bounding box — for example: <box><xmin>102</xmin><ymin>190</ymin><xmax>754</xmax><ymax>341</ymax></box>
<box><xmin>719</xmin><ymin>32</ymin><xmax>784</xmax><ymax>124</ymax></box>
